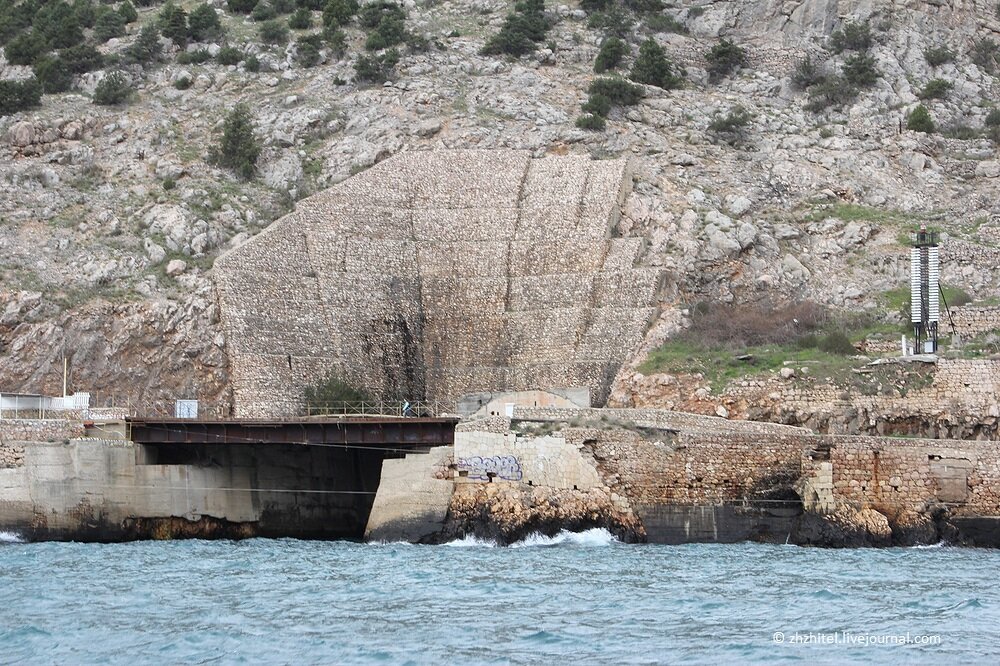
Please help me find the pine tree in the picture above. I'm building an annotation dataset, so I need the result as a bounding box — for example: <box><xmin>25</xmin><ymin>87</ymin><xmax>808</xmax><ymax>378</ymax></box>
<box><xmin>214</xmin><ymin>105</ymin><xmax>261</xmax><ymax>180</ymax></box>
<box><xmin>629</xmin><ymin>38</ymin><xmax>683</xmax><ymax>90</ymax></box>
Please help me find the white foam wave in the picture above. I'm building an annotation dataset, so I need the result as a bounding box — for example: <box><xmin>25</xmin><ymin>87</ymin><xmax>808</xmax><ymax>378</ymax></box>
<box><xmin>510</xmin><ymin>528</ymin><xmax>618</xmax><ymax>548</ymax></box>
<box><xmin>442</xmin><ymin>534</ymin><xmax>498</xmax><ymax>548</ymax></box>
<box><xmin>910</xmin><ymin>541</ymin><xmax>949</xmax><ymax>549</ymax></box>
<box><xmin>0</xmin><ymin>530</ymin><xmax>24</xmax><ymax>543</ymax></box>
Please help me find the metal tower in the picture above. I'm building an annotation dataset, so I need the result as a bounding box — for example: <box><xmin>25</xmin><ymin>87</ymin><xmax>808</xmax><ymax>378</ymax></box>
<box><xmin>910</xmin><ymin>224</ymin><xmax>939</xmax><ymax>354</ymax></box>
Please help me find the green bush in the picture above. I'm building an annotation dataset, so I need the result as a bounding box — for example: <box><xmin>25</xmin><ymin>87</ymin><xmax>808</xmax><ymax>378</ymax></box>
<box><xmin>127</xmin><ymin>25</ymin><xmax>163</xmax><ymax>64</ymax></box>
<box><xmin>159</xmin><ymin>3</ymin><xmax>189</xmax><ymax>46</ymax></box>
<box><xmin>580</xmin><ymin>0</ymin><xmax>610</xmax><ymax>12</ymax></box>
<box><xmin>33</xmin><ymin>55</ymin><xmax>73</xmax><ymax>93</ymax></box>
<box><xmin>589</xmin><ymin>76</ymin><xmax>643</xmax><ymax>106</ymax></box>
<box><xmin>303</xmin><ymin>373</ymin><xmax>372</xmax><ymax>409</ymax></box>
<box><xmin>358</xmin><ymin>0</ymin><xmax>403</xmax><ymax>27</ymax></box>
<box><xmin>986</xmin><ymin>108</ymin><xmax>1000</xmax><ymax>127</ymax></box>
<box><xmin>842</xmin><ymin>53</ymin><xmax>879</xmax><ymax>87</ymax></box>
<box><xmin>322</xmin><ymin>0</ymin><xmax>358</xmax><ymax>27</ymax></box>
<box><xmin>354</xmin><ymin>47</ymin><xmax>399</xmax><ymax>82</ymax></box>
<box><xmin>94</xmin><ymin>9</ymin><xmax>126</xmax><ymax>42</ymax></box>
<box><xmin>919</xmin><ymin>78</ymin><xmax>952</xmax><ymax>100</ymax></box>
<box><xmin>4</xmin><ymin>32</ymin><xmax>46</xmax><ymax>66</ymax></box>
<box><xmin>805</xmin><ymin>75</ymin><xmax>858</xmax><ymax>112</ymax></box>
<box><xmin>790</xmin><ymin>55</ymin><xmax>823</xmax><ymax>90</ymax></box>
<box><xmin>594</xmin><ymin>36</ymin><xmax>626</xmax><ymax>73</ymax></box>
<box><xmin>623</xmin><ymin>0</ymin><xmax>663</xmax><ymax>12</ymax></box>
<box><xmin>213</xmin><ymin>104</ymin><xmax>260</xmax><ymax>180</ymax></box>
<box><xmin>630</xmin><ymin>38</ymin><xmax>683</xmax><ymax>89</ymax></box>
<box><xmin>216</xmin><ymin>45</ymin><xmax>243</xmax><ymax>65</ymax></box>
<box><xmin>252</xmin><ymin>1</ymin><xmax>277</xmax><ymax>21</ymax></box>
<box><xmin>644</xmin><ymin>14</ymin><xmax>686</xmax><ymax>34</ymax></box>
<box><xmin>244</xmin><ymin>54</ymin><xmax>261</xmax><ymax>71</ymax></box>
<box><xmin>93</xmin><ymin>70</ymin><xmax>131</xmax><ymax>104</ymax></box>
<box><xmin>906</xmin><ymin>104</ymin><xmax>934</xmax><ymax>133</ymax></box>
<box><xmin>581</xmin><ymin>92</ymin><xmax>611</xmax><ymax>116</ymax></box>
<box><xmin>575</xmin><ymin>113</ymin><xmax>606</xmax><ymax>130</ymax></box>
<box><xmin>228</xmin><ymin>0</ymin><xmax>259</xmax><ymax>13</ymax></box>
<box><xmin>0</xmin><ymin>78</ymin><xmax>42</xmax><ymax>116</ymax></box>
<box><xmin>295</xmin><ymin>33</ymin><xmax>322</xmax><ymax>66</ymax></box>
<box><xmin>830</xmin><ymin>20</ymin><xmax>872</xmax><ymax>53</ymax></box>
<box><xmin>177</xmin><ymin>48</ymin><xmax>212</xmax><ymax>64</ymax></box>
<box><xmin>586</xmin><ymin>7</ymin><xmax>633</xmax><ymax>38</ymax></box>
<box><xmin>259</xmin><ymin>19</ymin><xmax>289</xmax><ymax>43</ymax></box>
<box><xmin>174</xmin><ymin>75</ymin><xmax>192</xmax><ymax>89</ymax></box>
<box><xmin>324</xmin><ymin>26</ymin><xmax>347</xmax><ymax>55</ymax></box>
<box><xmin>298</xmin><ymin>0</ymin><xmax>324</xmax><ymax>9</ymax></box>
<box><xmin>35</xmin><ymin>1</ymin><xmax>84</xmax><ymax>48</ymax></box>
<box><xmin>818</xmin><ymin>331</ymin><xmax>856</xmax><ymax>355</ymax></box>
<box><xmin>708</xmin><ymin>105</ymin><xmax>752</xmax><ymax>143</ymax></box>
<box><xmin>288</xmin><ymin>7</ymin><xmax>313</xmax><ymax>28</ymax></box>
<box><xmin>705</xmin><ymin>38</ymin><xmax>747</xmax><ymax>82</ymax></box>
<box><xmin>188</xmin><ymin>4</ymin><xmax>224</xmax><ymax>41</ymax></box>
<box><xmin>481</xmin><ymin>0</ymin><xmax>550</xmax><ymax>57</ymax></box>
<box><xmin>73</xmin><ymin>0</ymin><xmax>96</xmax><ymax>28</ymax></box>
<box><xmin>923</xmin><ymin>46</ymin><xmax>954</xmax><ymax>67</ymax></box>
<box><xmin>118</xmin><ymin>0</ymin><xmax>138</xmax><ymax>23</ymax></box>
<box><xmin>971</xmin><ymin>38</ymin><xmax>1000</xmax><ymax>74</ymax></box>
<box><xmin>60</xmin><ymin>43</ymin><xmax>104</xmax><ymax>73</ymax></box>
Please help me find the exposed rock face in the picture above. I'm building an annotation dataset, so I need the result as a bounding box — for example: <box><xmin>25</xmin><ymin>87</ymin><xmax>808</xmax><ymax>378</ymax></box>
<box><xmin>437</xmin><ymin>482</ymin><xmax>645</xmax><ymax>545</ymax></box>
<box><xmin>215</xmin><ymin>150</ymin><xmax>663</xmax><ymax>416</ymax></box>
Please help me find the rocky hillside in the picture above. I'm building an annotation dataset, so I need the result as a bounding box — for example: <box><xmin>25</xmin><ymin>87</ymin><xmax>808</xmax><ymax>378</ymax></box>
<box><xmin>2</xmin><ymin>0</ymin><xmax>1000</xmax><ymax>412</ymax></box>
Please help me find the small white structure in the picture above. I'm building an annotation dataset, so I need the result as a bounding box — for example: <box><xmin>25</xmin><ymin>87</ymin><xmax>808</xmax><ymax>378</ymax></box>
<box><xmin>0</xmin><ymin>392</ymin><xmax>91</xmax><ymax>417</ymax></box>
<box><xmin>175</xmin><ymin>400</ymin><xmax>199</xmax><ymax>419</ymax></box>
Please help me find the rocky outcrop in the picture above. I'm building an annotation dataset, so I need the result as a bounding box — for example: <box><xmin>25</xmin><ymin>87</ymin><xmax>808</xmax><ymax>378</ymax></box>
<box><xmin>436</xmin><ymin>482</ymin><xmax>645</xmax><ymax>545</ymax></box>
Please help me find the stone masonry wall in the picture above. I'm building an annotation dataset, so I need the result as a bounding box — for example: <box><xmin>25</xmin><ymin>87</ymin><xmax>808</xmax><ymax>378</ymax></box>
<box><xmin>513</xmin><ymin>405</ymin><xmax>808</xmax><ymax>436</ymax></box>
<box><xmin>215</xmin><ymin>150</ymin><xmax>664</xmax><ymax>417</ymax></box>
<box><xmin>950</xmin><ymin>305</ymin><xmax>1000</xmax><ymax>340</ymax></box>
<box><xmin>0</xmin><ymin>419</ymin><xmax>85</xmax><ymax>442</ymax></box>
<box><xmin>0</xmin><ymin>442</ymin><xmax>24</xmax><ymax>468</ymax></box>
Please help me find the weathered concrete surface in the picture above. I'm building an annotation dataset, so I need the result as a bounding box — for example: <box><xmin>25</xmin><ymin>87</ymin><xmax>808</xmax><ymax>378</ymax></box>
<box><xmin>216</xmin><ymin>150</ymin><xmax>664</xmax><ymax>417</ymax></box>
<box><xmin>0</xmin><ymin>439</ymin><xmax>386</xmax><ymax>541</ymax></box>
<box><xmin>364</xmin><ymin>446</ymin><xmax>453</xmax><ymax>543</ymax></box>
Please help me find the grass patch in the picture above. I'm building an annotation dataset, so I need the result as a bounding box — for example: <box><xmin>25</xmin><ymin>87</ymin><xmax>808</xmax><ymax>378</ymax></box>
<box><xmin>805</xmin><ymin>203</ymin><xmax>911</xmax><ymax>224</ymax></box>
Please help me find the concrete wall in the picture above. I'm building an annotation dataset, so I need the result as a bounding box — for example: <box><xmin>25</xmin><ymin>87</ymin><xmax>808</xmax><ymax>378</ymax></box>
<box><xmin>216</xmin><ymin>150</ymin><xmax>663</xmax><ymax>417</ymax></box>
<box><xmin>364</xmin><ymin>446</ymin><xmax>453</xmax><ymax>543</ymax></box>
<box><xmin>457</xmin><ymin>387</ymin><xmax>591</xmax><ymax>418</ymax></box>
<box><xmin>0</xmin><ymin>439</ymin><xmax>389</xmax><ymax>541</ymax></box>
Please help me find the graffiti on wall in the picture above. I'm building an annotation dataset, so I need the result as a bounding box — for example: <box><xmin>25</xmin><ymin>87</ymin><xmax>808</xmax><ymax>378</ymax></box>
<box><xmin>457</xmin><ymin>455</ymin><xmax>523</xmax><ymax>481</ymax></box>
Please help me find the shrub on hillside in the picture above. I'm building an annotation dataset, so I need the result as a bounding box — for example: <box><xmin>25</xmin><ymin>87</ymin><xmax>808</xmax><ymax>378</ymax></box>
<box><xmin>127</xmin><ymin>25</ymin><xmax>164</xmax><ymax>64</ymax></box>
<box><xmin>791</xmin><ymin>55</ymin><xmax>824</xmax><ymax>90</ymax></box>
<box><xmin>842</xmin><ymin>52</ymin><xmax>879</xmax><ymax>87</ymax></box>
<box><xmin>3</xmin><ymin>32</ymin><xmax>46</xmax><ymax>66</ymax></box>
<box><xmin>586</xmin><ymin>7</ymin><xmax>633</xmax><ymax>38</ymax></box>
<box><xmin>986</xmin><ymin>107</ymin><xmax>1000</xmax><ymax>127</ymax></box>
<box><xmin>252</xmin><ymin>1</ymin><xmax>277</xmax><ymax>21</ymax></box>
<box><xmin>217</xmin><ymin>45</ymin><xmax>243</xmax><ymax>65</ymax></box>
<box><xmin>0</xmin><ymin>77</ymin><xmax>42</xmax><ymax>116</ymax></box>
<box><xmin>708</xmin><ymin>105</ymin><xmax>752</xmax><ymax>144</ymax></box>
<box><xmin>594</xmin><ymin>36</ymin><xmax>627</xmax><ymax>73</ymax></box>
<box><xmin>159</xmin><ymin>3</ymin><xmax>189</xmax><ymax>46</ymax></box>
<box><xmin>576</xmin><ymin>113</ymin><xmax>606</xmax><ymax>130</ymax></box>
<box><xmin>60</xmin><ymin>43</ymin><xmax>104</xmax><ymax>73</ymax></box>
<box><xmin>93</xmin><ymin>70</ymin><xmax>131</xmax><ymax>105</ymax></box>
<box><xmin>259</xmin><ymin>19</ymin><xmax>289</xmax><ymax>43</ymax></box>
<box><xmin>94</xmin><ymin>9</ymin><xmax>126</xmax><ymax>42</ymax></box>
<box><xmin>33</xmin><ymin>55</ymin><xmax>73</xmax><ymax>93</ymax></box>
<box><xmin>645</xmin><ymin>14</ymin><xmax>686</xmax><ymax>34</ymax></box>
<box><xmin>589</xmin><ymin>76</ymin><xmax>644</xmax><ymax>106</ymax></box>
<box><xmin>363</xmin><ymin>3</ymin><xmax>408</xmax><ymax>51</ymax></box>
<box><xmin>629</xmin><ymin>38</ymin><xmax>683</xmax><ymax>89</ymax></box>
<box><xmin>705</xmin><ymin>38</ymin><xmax>747</xmax><ymax>82</ymax></box>
<box><xmin>227</xmin><ymin>0</ymin><xmax>259</xmax><ymax>13</ymax></box>
<box><xmin>923</xmin><ymin>46</ymin><xmax>954</xmax><ymax>67</ymax></box>
<box><xmin>73</xmin><ymin>0</ymin><xmax>97</xmax><ymax>28</ymax></box>
<box><xmin>971</xmin><ymin>38</ymin><xmax>1000</xmax><ymax>74</ymax></box>
<box><xmin>295</xmin><ymin>33</ymin><xmax>323</xmax><ymax>66</ymax></box>
<box><xmin>683</xmin><ymin>300</ymin><xmax>828</xmax><ymax>349</ymax></box>
<box><xmin>919</xmin><ymin>78</ymin><xmax>952</xmax><ymax>100</ymax></box>
<box><xmin>581</xmin><ymin>92</ymin><xmax>611</xmax><ymax>116</ymax></box>
<box><xmin>324</xmin><ymin>26</ymin><xmax>347</xmax><ymax>55</ymax></box>
<box><xmin>118</xmin><ymin>0</ymin><xmax>139</xmax><ymax>23</ymax></box>
<box><xmin>177</xmin><ymin>48</ymin><xmax>212</xmax><ymax>64</ymax></box>
<box><xmin>288</xmin><ymin>7</ymin><xmax>313</xmax><ymax>28</ymax></box>
<box><xmin>817</xmin><ymin>331</ymin><xmax>856</xmax><ymax>355</ymax></box>
<box><xmin>481</xmin><ymin>0</ymin><xmax>550</xmax><ymax>57</ymax></box>
<box><xmin>805</xmin><ymin>75</ymin><xmax>858</xmax><ymax>111</ymax></box>
<box><xmin>906</xmin><ymin>104</ymin><xmax>934</xmax><ymax>133</ymax></box>
<box><xmin>212</xmin><ymin>104</ymin><xmax>260</xmax><ymax>180</ymax></box>
<box><xmin>830</xmin><ymin>20</ymin><xmax>872</xmax><ymax>53</ymax></box>
<box><xmin>34</xmin><ymin>1</ymin><xmax>84</xmax><ymax>49</ymax></box>
<box><xmin>304</xmin><ymin>373</ymin><xmax>372</xmax><ymax>410</ymax></box>
<box><xmin>323</xmin><ymin>0</ymin><xmax>359</xmax><ymax>27</ymax></box>
<box><xmin>188</xmin><ymin>4</ymin><xmax>224</xmax><ymax>41</ymax></box>
<box><xmin>354</xmin><ymin>47</ymin><xmax>399</xmax><ymax>82</ymax></box>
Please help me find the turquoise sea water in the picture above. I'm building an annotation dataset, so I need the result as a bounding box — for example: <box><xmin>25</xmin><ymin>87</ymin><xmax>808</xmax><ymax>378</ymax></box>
<box><xmin>1</xmin><ymin>529</ymin><xmax>997</xmax><ymax>665</ymax></box>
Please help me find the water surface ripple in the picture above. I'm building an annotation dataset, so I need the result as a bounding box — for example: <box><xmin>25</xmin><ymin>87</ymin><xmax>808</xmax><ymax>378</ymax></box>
<box><xmin>1</xmin><ymin>531</ymin><xmax>996</xmax><ymax>664</ymax></box>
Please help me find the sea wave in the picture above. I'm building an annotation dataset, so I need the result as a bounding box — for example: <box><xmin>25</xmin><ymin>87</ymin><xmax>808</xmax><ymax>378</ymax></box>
<box><xmin>510</xmin><ymin>528</ymin><xmax>618</xmax><ymax>548</ymax></box>
<box><xmin>910</xmin><ymin>541</ymin><xmax>949</xmax><ymax>549</ymax></box>
<box><xmin>0</xmin><ymin>531</ymin><xmax>24</xmax><ymax>544</ymax></box>
<box><xmin>442</xmin><ymin>534</ymin><xmax>499</xmax><ymax>548</ymax></box>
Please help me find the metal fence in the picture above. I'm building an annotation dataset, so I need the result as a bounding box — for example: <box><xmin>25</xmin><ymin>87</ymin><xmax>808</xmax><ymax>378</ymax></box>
<box><xmin>305</xmin><ymin>400</ymin><xmax>455</xmax><ymax>418</ymax></box>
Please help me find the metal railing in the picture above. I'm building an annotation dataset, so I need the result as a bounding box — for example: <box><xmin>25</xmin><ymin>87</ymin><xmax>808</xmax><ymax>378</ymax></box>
<box><xmin>305</xmin><ymin>400</ymin><xmax>454</xmax><ymax>418</ymax></box>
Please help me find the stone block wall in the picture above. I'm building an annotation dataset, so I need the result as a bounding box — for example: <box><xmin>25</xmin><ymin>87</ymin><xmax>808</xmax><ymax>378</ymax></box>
<box><xmin>0</xmin><ymin>442</ymin><xmax>24</xmax><ymax>468</ymax></box>
<box><xmin>950</xmin><ymin>306</ymin><xmax>1000</xmax><ymax>339</ymax></box>
<box><xmin>216</xmin><ymin>150</ymin><xmax>664</xmax><ymax>417</ymax></box>
<box><xmin>513</xmin><ymin>405</ymin><xmax>808</xmax><ymax>435</ymax></box>
<box><xmin>0</xmin><ymin>419</ymin><xmax>85</xmax><ymax>442</ymax></box>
